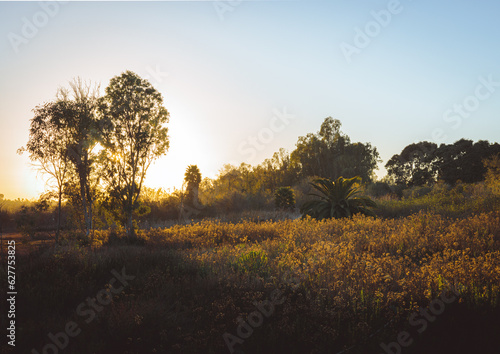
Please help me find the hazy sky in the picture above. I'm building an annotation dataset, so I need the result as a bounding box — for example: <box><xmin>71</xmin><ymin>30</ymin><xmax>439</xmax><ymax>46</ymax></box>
<box><xmin>1</xmin><ymin>0</ymin><xmax>500</xmax><ymax>199</ymax></box>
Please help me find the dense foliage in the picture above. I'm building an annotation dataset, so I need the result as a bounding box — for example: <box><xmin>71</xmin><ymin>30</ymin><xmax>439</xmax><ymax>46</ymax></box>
<box><xmin>274</xmin><ymin>186</ymin><xmax>296</xmax><ymax>211</ymax></box>
<box><xmin>290</xmin><ymin>117</ymin><xmax>380</xmax><ymax>182</ymax></box>
<box><xmin>386</xmin><ymin>139</ymin><xmax>500</xmax><ymax>187</ymax></box>
<box><xmin>301</xmin><ymin>177</ymin><xmax>377</xmax><ymax>219</ymax></box>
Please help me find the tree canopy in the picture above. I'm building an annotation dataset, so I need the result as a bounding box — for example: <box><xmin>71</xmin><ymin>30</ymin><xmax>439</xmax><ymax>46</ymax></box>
<box><xmin>98</xmin><ymin>71</ymin><xmax>170</xmax><ymax>237</ymax></box>
<box><xmin>19</xmin><ymin>100</ymin><xmax>73</xmax><ymax>241</ymax></box>
<box><xmin>385</xmin><ymin>141</ymin><xmax>438</xmax><ymax>187</ymax></box>
<box><xmin>386</xmin><ymin>139</ymin><xmax>500</xmax><ymax>187</ymax></box>
<box><xmin>291</xmin><ymin>117</ymin><xmax>380</xmax><ymax>182</ymax></box>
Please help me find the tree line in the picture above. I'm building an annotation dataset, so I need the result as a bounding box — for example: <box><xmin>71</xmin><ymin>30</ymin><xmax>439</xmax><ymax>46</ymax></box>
<box><xmin>7</xmin><ymin>71</ymin><xmax>500</xmax><ymax>239</ymax></box>
<box><xmin>386</xmin><ymin>139</ymin><xmax>500</xmax><ymax>187</ymax></box>
<box><xmin>129</xmin><ymin>117</ymin><xmax>381</xmax><ymax>224</ymax></box>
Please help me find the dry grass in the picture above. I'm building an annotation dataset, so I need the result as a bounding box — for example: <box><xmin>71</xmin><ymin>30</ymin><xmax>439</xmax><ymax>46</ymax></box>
<box><xmin>6</xmin><ymin>212</ymin><xmax>500</xmax><ymax>353</ymax></box>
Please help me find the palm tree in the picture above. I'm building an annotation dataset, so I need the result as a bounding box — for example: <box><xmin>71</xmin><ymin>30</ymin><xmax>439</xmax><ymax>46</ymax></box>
<box><xmin>300</xmin><ymin>176</ymin><xmax>376</xmax><ymax>219</ymax></box>
<box><xmin>184</xmin><ymin>165</ymin><xmax>202</xmax><ymax>206</ymax></box>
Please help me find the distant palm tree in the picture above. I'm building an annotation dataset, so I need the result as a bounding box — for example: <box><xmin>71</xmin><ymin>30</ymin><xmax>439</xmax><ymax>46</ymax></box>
<box><xmin>184</xmin><ymin>165</ymin><xmax>202</xmax><ymax>206</ymax></box>
<box><xmin>301</xmin><ymin>176</ymin><xmax>376</xmax><ymax>219</ymax></box>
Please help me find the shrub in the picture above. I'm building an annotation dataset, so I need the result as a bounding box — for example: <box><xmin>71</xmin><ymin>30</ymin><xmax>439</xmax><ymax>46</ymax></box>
<box><xmin>274</xmin><ymin>186</ymin><xmax>296</xmax><ymax>211</ymax></box>
<box><xmin>301</xmin><ymin>177</ymin><xmax>377</xmax><ymax>219</ymax></box>
<box><xmin>365</xmin><ymin>181</ymin><xmax>393</xmax><ymax>198</ymax></box>
<box><xmin>233</xmin><ymin>250</ymin><xmax>269</xmax><ymax>276</ymax></box>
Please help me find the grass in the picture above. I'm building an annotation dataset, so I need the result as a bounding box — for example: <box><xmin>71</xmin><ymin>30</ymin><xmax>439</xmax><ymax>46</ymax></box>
<box><xmin>4</xmin><ymin>210</ymin><xmax>500</xmax><ymax>353</ymax></box>
<box><xmin>374</xmin><ymin>182</ymin><xmax>500</xmax><ymax>218</ymax></box>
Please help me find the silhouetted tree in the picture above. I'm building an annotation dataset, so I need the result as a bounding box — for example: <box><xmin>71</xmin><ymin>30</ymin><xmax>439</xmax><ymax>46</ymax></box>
<box><xmin>56</xmin><ymin>78</ymin><xmax>101</xmax><ymax>240</ymax></box>
<box><xmin>291</xmin><ymin>117</ymin><xmax>379</xmax><ymax>182</ymax></box>
<box><xmin>291</xmin><ymin>132</ymin><xmax>324</xmax><ymax>177</ymax></box>
<box><xmin>184</xmin><ymin>165</ymin><xmax>202</xmax><ymax>206</ymax></box>
<box><xmin>385</xmin><ymin>142</ymin><xmax>438</xmax><ymax>187</ymax></box>
<box><xmin>343</xmin><ymin>142</ymin><xmax>380</xmax><ymax>182</ymax></box>
<box><xmin>19</xmin><ymin>100</ymin><xmax>74</xmax><ymax>242</ymax></box>
<box><xmin>386</xmin><ymin>139</ymin><xmax>500</xmax><ymax>187</ymax></box>
<box><xmin>98</xmin><ymin>71</ymin><xmax>170</xmax><ymax>238</ymax></box>
<box><xmin>436</xmin><ymin>139</ymin><xmax>500</xmax><ymax>184</ymax></box>
<box><xmin>0</xmin><ymin>194</ymin><xmax>4</xmax><ymax>257</ymax></box>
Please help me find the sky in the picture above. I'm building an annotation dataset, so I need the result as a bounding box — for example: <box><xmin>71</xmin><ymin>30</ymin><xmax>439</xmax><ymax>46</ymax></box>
<box><xmin>1</xmin><ymin>0</ymin><xmax>500</xmax><ymax>200</ymax></box>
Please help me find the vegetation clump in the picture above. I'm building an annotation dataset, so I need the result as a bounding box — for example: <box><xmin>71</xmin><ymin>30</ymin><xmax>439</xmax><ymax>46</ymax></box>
<box><xmin>301</xmin><ymin>176</ymin><xmax>377</xmax><ymax>219</ymax></box>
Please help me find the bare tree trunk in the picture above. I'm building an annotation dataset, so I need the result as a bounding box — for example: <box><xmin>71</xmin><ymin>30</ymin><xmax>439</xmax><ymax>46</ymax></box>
<box><xmin>80</xmin><ymin>152</ymin><xmax>92</xmax><ymax>241</ymax></box>
<box><xmin>56</xmin><ymin>186</ymin><xmax>62</xmax><ymax>244</ymax></box>
<box><xmin>84</xmin><ymin>194</ymin><xmax>92</xmax><ymax>248</ymax></box>
<box><xmin>126</xmin><ymin>172</ymin><xmax>137</xmax><ymax>238</ymax></box>
<box><xmin>126</xmin><ymin>213</ymin><xmax>134</xmax><ymax>238</ymax></box>
<box><xmin>79</xmin><ymin>175</ymin><xmax>90</xmax><ymax>239</ymax></box>
<box><xmin>0</xmin><ymin>223</ymin><xmax>3</xmax><ymax>263</ymax></box>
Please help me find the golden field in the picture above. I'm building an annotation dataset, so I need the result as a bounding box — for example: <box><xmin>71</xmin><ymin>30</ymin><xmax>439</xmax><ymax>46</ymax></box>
<box><xmin>8</xmin><ymin>211</ymin><xmax>500</xmax><ymax>353</ymax></box>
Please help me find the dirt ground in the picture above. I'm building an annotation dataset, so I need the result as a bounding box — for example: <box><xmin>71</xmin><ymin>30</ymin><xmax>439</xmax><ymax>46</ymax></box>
<box><xmin>0</xmin><ymin>232</ymin><xmax>54</xmax><ymax>257</ymax></box>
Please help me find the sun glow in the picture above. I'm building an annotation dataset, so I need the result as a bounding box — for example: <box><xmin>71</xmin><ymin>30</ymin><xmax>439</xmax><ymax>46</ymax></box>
<box><xmin>143</xmin><ymin>108</ymin><xmax>218</xmax><ymax>193</ymax></box>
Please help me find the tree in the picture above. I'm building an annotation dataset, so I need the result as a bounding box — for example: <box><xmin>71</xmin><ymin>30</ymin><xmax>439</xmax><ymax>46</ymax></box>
<box><xmin>179</xmin><ymin>165</ymin><xmax>203</xmax><ymax>221</ymax></box>
<box><xmin>274</xmin><ymin>186</ymin><xmax>295</xmax><ymax>211</ymax></box>
<box><xmin>18</xmin><ymin>101</ymin><xmax>73</xmax><ymax>242</ymax></box>
<box><xmin>436</xmin><ymin>139</ymin><xmax>500</xmax><ymax>184</ymax></box>
<box><xmin>255</xmin><ymin>148</ymin><xmax>299</xmax><ymax>191</ymax></box>
<box><xmin>300</xmin><ymin>176</ymin><xmax>377</xmax><ymax>219</ymax></box>
<box><xmin>291</xmin><ymin>117</ymin><xmax>380</xmax><ymax>182</ymax></box>
<box><xmin>99</xmin><ymin>71</ymin><xmax>170</xmax><ymax>237</ymax></box>
<box><xmin>342</xmin><ymin>142</ymin><xmax>380</xmax><ymax>182</ymax></box>
<box><xmin>386</xmin><ymin>139</ymin><xmax>500</xmax><ymax>187</ymax></box>
<box><xmin>271</xmin><ymin>148</ymin><xmax>299</xmax><ymax>187</ymax></box>
<box><xmin>184</xmin><ymin>165</ymin><xmax>202</xmax><ymax>206</ymax></box>
<box><xmin>291</xmin><ymin>132</ymin><xmax>324</xmax><ymax>177</ymax></box>
<box><xmin>55</xmin><ymin>78</ymin><xmax>101</xmax><ymax>241</ymax></box>
<box><xmin>385</xmin><ymin>142</ymin><xmax>438</xmax><ymax>187</ymax></box>
<box><xmin>317</xmin><ymin>117</ymin><xmax>349</xmax><ymax>179</ymax></box>
<box><xmin>0</xmin><ymin>194</ymin><xmax>4</xmax><ymax>258</ymax></box>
